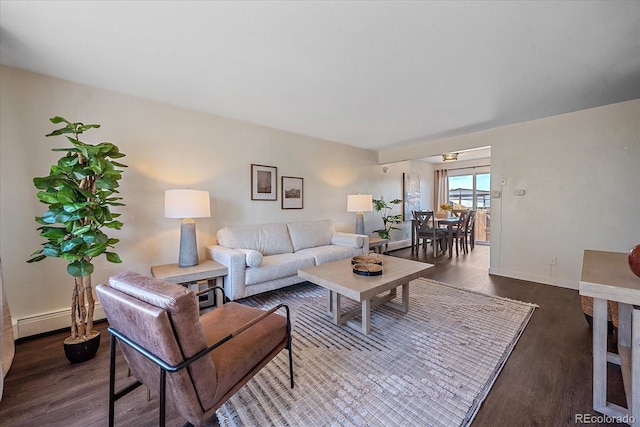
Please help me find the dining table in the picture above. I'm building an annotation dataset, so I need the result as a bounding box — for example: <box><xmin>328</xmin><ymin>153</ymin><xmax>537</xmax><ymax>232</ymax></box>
<box><xmin>436</xmin><ymin>216</ymin><xmax>462</xmax><ymax>258</ymax></box>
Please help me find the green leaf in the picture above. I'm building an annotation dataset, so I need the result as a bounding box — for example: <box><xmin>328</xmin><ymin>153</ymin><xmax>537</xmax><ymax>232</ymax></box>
<box><xmin>27</xmin><ymin>254</ymin><xmax>47</xmax><ymax>263</ymax></box>
<box><xmin>77</xmin><ymin>124</ymin><xmax>100</xmax><ymax>132</ymax></box>
<box><xmin>60</xmin><ymin>237</ymin><xmax>84</xmax><ymax>253</ymax></box>
<box><xmin>84</xmin><ymin>244</ymin><xmax>107</xmax><ymax>257</ymax></box>
<box><xmin>57</xmin><ymin>187</ymin><xmax>76</xmax><ymax>204</ymax></box>
<box><xmin>106</xmin><ymin>252</ymin><xmax>122</xmax><ymax>263</ymax></box>
<box><xmin>67</xmin><ymin>259</ymin><xmax>94</xmax><ymax>277</ymax></box>
<box><xmin>63</xmin><ymin>202</ymin><xmax>87</xmax><ymax>213</ymax></box>
<box><xmin>36</xmin><ymin>191</ymin><xmax>59</xmax><ymax>204</ymax></box>
<box><xmin>39</xmin><ymin>227</ymin><xmax>67</xmax><ymax>240</ymax></box>
<box><xmin>103</xmin><ymin>220</ymin><xmax>123</xmax><ymax>229</ymax></box>
<box><xmin>82</xmin><ymin>230</ymin><xmax>108</xmax><ymax>245</ymax></box>
<box><xmin>73</xmin><ymin>224</ymin><xmax>92</xmax><ymax>235</ymax></box>
<box><xmin>50</xmin><ymin>116</ymin><xmax>70</xmax><ymax>124</ymax></box>
<box><xmin>42</xmin><ymin>243</ymin><xmax>61</xmax><ymax>257</ymax></box>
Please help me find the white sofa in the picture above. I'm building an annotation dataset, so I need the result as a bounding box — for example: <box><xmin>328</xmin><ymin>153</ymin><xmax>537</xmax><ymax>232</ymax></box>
<box><xmin>206</xmin><ymin>219</ymin><xmax>368</xmax><ymax>300</ymax></box>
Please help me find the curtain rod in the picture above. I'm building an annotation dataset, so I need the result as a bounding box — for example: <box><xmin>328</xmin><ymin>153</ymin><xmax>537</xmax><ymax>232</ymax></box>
<box><xmin>436</xmin><ymin>164</ymin><xmax>491</xmax><ymax>172</ymax></box>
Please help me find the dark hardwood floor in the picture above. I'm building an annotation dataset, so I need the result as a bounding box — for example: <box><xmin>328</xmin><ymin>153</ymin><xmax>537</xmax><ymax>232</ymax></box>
<box><xmin>0</xmin><ymin>244</ymin><xmax>627</xmax><ymax>426</ymax></box>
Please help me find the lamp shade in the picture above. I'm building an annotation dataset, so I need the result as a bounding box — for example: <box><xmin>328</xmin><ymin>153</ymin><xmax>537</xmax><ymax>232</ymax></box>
<box><xmin>347</xmin><ymin>194</ymin><xmax>372</xmax><ymax>212</ymax></box>
<box><xmin>164</xmin><ymin>189</ymin><xmax>211</xmax><ymax>219</ymax></box>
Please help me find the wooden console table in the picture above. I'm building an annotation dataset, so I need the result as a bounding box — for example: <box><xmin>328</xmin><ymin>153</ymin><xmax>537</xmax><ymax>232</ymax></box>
<box><xmin>579</xmin><ymin>250</ymin><xmax>640</xmax><ymax>425</ymax></box>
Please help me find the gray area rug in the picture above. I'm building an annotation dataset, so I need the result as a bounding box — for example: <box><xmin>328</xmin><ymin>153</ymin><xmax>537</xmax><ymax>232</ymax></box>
<box><xmin>216</xmin><ymin>278</ymin><xmax>536</xmax><ymax>427</ymax></box>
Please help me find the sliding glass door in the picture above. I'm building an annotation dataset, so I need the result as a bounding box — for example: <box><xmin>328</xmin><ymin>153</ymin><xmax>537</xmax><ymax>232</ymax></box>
<box><xmin>448</xmin><ymin>172</ymin><xmax>490</xmax><ymax>244</ymax></box>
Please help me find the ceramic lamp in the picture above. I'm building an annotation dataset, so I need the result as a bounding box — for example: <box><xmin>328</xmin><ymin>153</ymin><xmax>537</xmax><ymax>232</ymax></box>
<box><xmin>347</xmin><ymin>194</ymin><xmax>372</xmax><ymax>235</ymax></box>
<box><xmin>165</xmin><ymin>189</ymin><xmax>211</xmax><ymax>267</ymax></box>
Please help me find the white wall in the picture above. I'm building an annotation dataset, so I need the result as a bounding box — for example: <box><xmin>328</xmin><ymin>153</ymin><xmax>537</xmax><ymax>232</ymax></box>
<box><xmin>381</xmin><ymin>99</ymin><xmax>640</xmax><ymax>289</ymax></box>
<box><xmin>0</xmin><ymin>66</ymin><xmax>431</xmax><ymax>337</ymax></box>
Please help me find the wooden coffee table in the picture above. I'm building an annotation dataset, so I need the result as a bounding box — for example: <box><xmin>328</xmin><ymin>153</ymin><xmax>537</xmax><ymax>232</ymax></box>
<box><xmin>298</xmin><ymin>255</ymin><xmax>433</xmax><ymax>334</ymax></box>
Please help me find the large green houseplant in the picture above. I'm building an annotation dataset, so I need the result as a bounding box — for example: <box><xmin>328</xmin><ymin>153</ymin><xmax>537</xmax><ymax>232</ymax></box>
<box><xmin>372</xmin><ymin>198</ymin><xmax>403</xmax><ymax>240</ymax></box>
<box><xmin>28</xmin><ymin>116</ymin><xmax>126</xmax><ymax>362</ymax></box>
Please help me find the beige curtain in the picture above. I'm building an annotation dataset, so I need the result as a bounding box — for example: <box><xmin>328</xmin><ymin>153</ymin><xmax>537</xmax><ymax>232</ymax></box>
<box><xmin>1</xmin><ymin>257</ymin><xmax>16</xmax><ymax>402</ymax></box>
<box><xmin>434</xmin><ymin>169</ymin><xmax>449</xmax><ymax>211</ymax></box>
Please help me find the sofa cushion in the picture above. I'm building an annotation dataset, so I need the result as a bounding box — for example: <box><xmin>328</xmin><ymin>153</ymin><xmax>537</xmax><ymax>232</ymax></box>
<box><xmin>287</xmin><ymin>219</ymin><xmax>335</xmax><ymax>252</ymax></box>
<box><xmin>217</xmin><ymin>223</ymin><xmax>293</xmax><ymax>256</ymax></box>
<box><xmin>236</xmin><ymin>249</ymin><xmax>263</xmax><ymax>268</ymax></box>
<box><xmin>245</xmin><ymin>253</ymin><xmax>315</xmax><ymax>286</ymax></box>
<box><xmin>296</xmin><ymin>245</ymin><xmax>358</xmax><ymax>265</ymax></box>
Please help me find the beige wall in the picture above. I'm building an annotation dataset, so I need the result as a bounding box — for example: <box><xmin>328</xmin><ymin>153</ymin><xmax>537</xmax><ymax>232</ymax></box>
<box><xmin>0</xmin><ymin>66</ymin><xmax>433</xmax><ymax>337</ymax></box>
<box><xmin>381</xmin><ymin>99</ymin><xmax>640</xmax><ymax>289</ymax></box>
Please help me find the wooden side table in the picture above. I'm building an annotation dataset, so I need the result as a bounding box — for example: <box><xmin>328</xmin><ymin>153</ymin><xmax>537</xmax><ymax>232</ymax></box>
<box><xmin>369</xmin><ymin>237</ymin><xmax>390</xmax><ymax>254</ymax></box>
<box><xmin>580</xmin><ymin>250</ymin><xmax>640</xmax><ymax>426</ymax></box>
<box><xmin>151</xmin><ymin>259</ymin><xmax>228</xmax><ymax>309</ymax></box>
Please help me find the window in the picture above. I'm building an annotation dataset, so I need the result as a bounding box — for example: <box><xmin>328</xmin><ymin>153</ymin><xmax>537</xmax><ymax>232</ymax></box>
<box><xmin>448</xmin><ymin>172</ymin><xmax>491</xmax><ymax>243</ymax></box>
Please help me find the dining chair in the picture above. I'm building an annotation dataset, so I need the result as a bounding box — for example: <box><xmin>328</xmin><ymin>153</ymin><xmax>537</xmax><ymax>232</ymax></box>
<box><xmin>96</xmin><ymin>271</ymin><xmax>293</xmax><ymax>427</ymax></box>
<box><xmin>451</xmin><ymin>210</ymin><xmax>470</xmax><ymax>257</ymax></box>
<box><xmin>413</xmin><ymin>210</ymin><xmax>447</xmax><ymax>257</ymax></box>
<box><xmin>462</xmin><ymin>210</ymin><xmax>477</xmax><ymax>253</ymax></box>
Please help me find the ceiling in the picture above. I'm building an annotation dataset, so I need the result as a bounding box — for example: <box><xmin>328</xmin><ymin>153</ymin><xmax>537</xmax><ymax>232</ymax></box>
<box><xmin>1</xmin><ymin>1</ymin><xmax>639</xmax><ymax>153</ymax></box>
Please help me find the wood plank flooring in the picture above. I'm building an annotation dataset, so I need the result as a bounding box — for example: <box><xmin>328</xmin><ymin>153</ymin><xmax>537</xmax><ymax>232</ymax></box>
<box><xmin>0</xmin><ymin>245</ymin><xmax>627</xmax><ymax>426</ymax></box>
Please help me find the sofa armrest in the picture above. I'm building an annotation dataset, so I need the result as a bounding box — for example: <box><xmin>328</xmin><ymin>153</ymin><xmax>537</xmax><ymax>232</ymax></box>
<box><xmin>206</xmin><ymin>245</ymin><xmax>246</xmax><ymax>301</ymax></box>
<box><xmin>331</xmin><ymin>232</ymin><xmax>369</xmax><ymax>253</ymax></box>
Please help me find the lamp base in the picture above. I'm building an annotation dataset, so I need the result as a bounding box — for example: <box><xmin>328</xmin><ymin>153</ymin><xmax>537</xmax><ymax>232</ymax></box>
<box><xmin>179</xmin><ymin>219</ymin><xmax>199</xmax><ymax>267</ymax></box>
<box><xmin>355</xmin><ymin>212</ymin><xmax>365</xmax><ymax>235</ymax></box>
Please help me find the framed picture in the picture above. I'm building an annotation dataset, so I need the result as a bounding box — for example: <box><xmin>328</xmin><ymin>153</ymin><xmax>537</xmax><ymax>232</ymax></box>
<box><xmin>281</xmin><ymin>176</ymin><xmax>303</xmax><ymax>209</ymax></box>
<box><xmin>403</xmin><ymin>172</ymin><xmax>420</xmax><ymax>220</ymax></box>
<box><xmin>251</xmin><ymin>164</ymin><xmax>277</xmax><ymax>200</ymax></box>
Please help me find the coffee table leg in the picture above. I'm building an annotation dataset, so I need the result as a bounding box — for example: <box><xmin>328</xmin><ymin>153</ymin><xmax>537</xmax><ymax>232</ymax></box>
<box><xmin>361</xmin><ymin>298</ymin><xmax>371</xmax><ymax>334</ymax></box>
<box><xmin>332</xmin><ymin>291</ymin><xmax>341</xmax><ymax>324</ymax></box>
<box><xmin>326</xmin><ymin>289</ymin><xmax>333</xmax><ymax>315</ymax></box>
<box><xmin>401</xmin><ymin>282</ymin><xmax>409</xmax><ymax>312</ymax></box>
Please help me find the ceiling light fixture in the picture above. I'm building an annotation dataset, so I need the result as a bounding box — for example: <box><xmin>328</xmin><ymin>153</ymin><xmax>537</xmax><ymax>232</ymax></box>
<box><xmin>442</xmin><ymin>153</ymin><xmax>458</xmax><ymax>162</ymax></box>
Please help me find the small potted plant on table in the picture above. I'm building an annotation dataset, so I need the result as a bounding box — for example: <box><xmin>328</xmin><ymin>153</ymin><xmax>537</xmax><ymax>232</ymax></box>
<box><xmin>27</xmin><ymin>116</ymin><xmax>126</xmax><ymax>363</ymax></box>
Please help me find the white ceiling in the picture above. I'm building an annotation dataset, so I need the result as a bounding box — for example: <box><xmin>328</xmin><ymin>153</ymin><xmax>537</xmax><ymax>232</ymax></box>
<box><xmin>1</xmin><ymin>1</ymin><xmax>639</xmax><ymax>152</ymax></box>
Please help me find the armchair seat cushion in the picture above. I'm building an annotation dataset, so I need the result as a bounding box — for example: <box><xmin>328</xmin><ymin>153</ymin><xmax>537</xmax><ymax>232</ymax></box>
<box><xmin>201</xmin><ymin>302</ymin><xmax>288</xmax><ymax>403</ymax></box>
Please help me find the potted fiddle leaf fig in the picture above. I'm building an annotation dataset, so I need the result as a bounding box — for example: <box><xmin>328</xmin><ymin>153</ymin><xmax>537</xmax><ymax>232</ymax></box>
<box><xmin>27</xmin><ymin>116</ymin><xmax>126</xmax><ymax>363</ymax></box>
<box><xmin>372</xmin><ymin>198</ymin><xmax>404</xmax><ymax>240</ymax></box>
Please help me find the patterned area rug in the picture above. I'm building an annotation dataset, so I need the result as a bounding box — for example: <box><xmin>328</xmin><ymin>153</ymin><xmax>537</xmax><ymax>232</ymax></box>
<box><xmin>215</xmin><ymin>278</ymin><xmax>536</xmax><ymax>427</ymax></box>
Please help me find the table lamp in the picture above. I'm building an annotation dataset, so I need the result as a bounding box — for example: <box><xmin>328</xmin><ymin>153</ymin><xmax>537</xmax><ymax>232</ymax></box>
<box><xmin>164</xmin><ymin>189</ymin><xmax>211</xmax><ymax>267</ymax></box>
<box><xmin>347</xmin><ymin>194</ymin><xmax>372</xmax><ymax>235</ymax></box>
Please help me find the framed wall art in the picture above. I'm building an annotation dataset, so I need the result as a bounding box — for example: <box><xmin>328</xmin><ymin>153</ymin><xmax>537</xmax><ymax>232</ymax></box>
<box><xmin>251</xmin><ymin>164</ymin><xmax>277</xmax><ymax>200</ymax></box>
<box><xmin>402</xmin><ymin>172</ymin><xmax>420</xmax><ymax>220</ymax></box>
<box><xmin>281</xmin><ymin>176</ymin><xmax>303</xmax><ymax>209</ymax></box>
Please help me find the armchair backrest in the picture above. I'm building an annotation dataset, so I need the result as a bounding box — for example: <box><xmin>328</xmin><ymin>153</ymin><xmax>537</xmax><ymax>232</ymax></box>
<box><xmin>96</xmin><ymin>271</ymin><xmax>218</xmax><ymax>421</ymax></box>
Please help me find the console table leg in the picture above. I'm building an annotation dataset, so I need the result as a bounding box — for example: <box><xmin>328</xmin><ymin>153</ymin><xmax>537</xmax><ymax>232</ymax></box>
<box><xmin>593</xmin><ymin>298</ymin><xmax>608</xmax><ymax>412</ymax></box>
<box><xmin>632</xmin><ymin>306</ymin><xmax>639</xmax><ymax>426</ymax></box>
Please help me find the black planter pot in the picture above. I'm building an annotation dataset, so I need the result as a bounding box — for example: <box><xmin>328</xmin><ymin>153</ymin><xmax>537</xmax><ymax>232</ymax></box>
<box><xmin>63</xmin><ymin>331</ymin><xmax>101</xmax><ymax>364</ymax></box>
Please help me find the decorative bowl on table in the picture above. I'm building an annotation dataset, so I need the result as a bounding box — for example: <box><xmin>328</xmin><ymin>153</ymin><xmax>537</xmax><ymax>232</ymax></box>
<box><xmin>351</xmin><ymin>255</ymin><xmax>383</xmax><ymax>266</ymax></box>
<box><xmin>629</xmin><ymin>244</ymin><xmax>640</xmax><ymax>278</ymax></box>
<box><xmin>352</xmin><ymin>263</ymin><xmax>383</xmax><ymax>276</ymax></box>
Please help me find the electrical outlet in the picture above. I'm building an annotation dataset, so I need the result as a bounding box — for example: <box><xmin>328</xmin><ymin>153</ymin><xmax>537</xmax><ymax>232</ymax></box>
<box><xmin>491</xmin><ymin>190</ymin><xmax>501</xmax><ymax>198</ymax></box>
<box><xmin>514</xmin><ymin>189</ymin><xmax>526</xmax><ymax>196</ymax></box>
<box><xmin>550</xmin><ymin>257</ymin><xmax>557</xmax><ymax>266</ymax></box>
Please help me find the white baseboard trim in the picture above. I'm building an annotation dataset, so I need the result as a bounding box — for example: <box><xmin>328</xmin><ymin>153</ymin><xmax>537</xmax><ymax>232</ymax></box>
<box><xmin>386</xmin><ymin>239</ymin><xmax>412</xmax><ymax>252</ymax></box>
<box><xmin>488</xmin><ymin>267</ymin><xmax>578</xmax><ymax>290</ymax></box>
<box><xmin>15</xmin><ymin>304</ymin><xmax>106</xmax><ymax>339</ymax></box>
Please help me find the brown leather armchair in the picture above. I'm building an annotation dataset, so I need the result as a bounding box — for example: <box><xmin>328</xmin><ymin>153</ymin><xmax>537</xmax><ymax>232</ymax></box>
<box><xmin>96</xmin><ymin>271</ymin><xmax>293</xmax><ymax>427</ymax></box>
